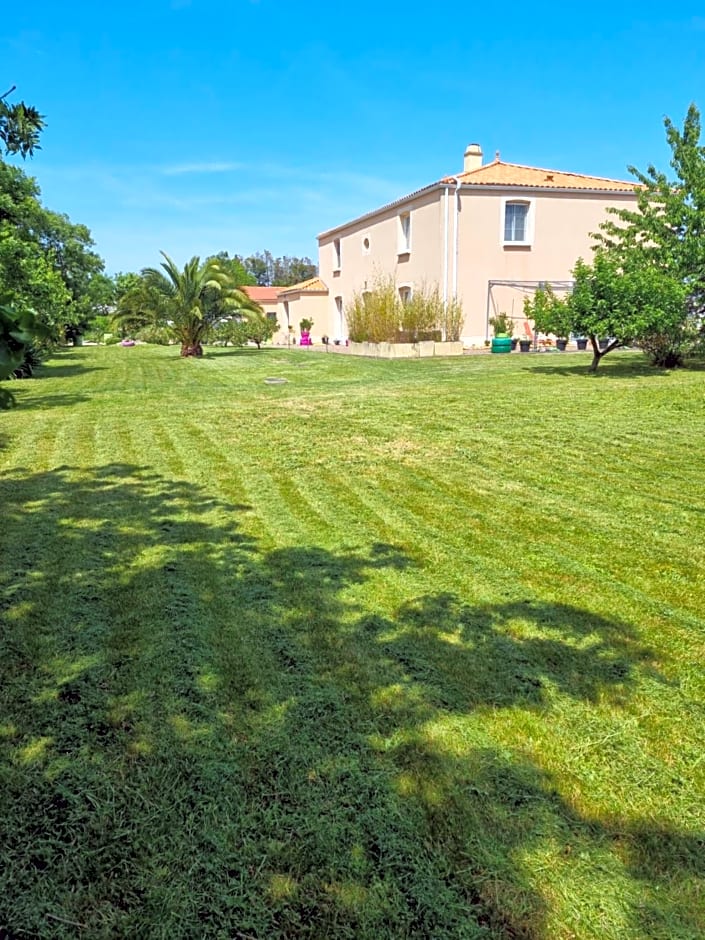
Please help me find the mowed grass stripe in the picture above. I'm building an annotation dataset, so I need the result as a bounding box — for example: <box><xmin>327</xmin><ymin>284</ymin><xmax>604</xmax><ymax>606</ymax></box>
<box><xmin>2</xmin><ymin>345</ymin><xmax>704</xmax><ymax>940</ymax></box>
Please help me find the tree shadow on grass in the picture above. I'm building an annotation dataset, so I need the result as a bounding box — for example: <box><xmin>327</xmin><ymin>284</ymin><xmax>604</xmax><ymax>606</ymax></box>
<box><xmin>525</xmin><ymin>353</ymin><xmax>705</xmax><ymax>379</ymax></box>
<box><xmin>8</xmin><ymin>389</ymin><xmax>90</xmax><ymax>410</ymax></box>
<box><xmin>36</xmin><ymin>361</ymin><xmax>106</xmax><ymax>378</ymax></box>
<box><xmin>0</xmin><ymin>465</ymin><xmax>700</xmax><ymax>938</ymax></box>
<box><xmin>206</xmin><ymin>346</ymin><xmax>288</xmax><ymax>359</ymax></box>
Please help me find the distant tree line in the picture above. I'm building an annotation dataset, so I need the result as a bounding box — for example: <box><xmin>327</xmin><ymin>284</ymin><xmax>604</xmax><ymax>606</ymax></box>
<box><xmin>224</xmin><ymin>250</ymin><xmax>317</xmax><ymax>287</ymax></box>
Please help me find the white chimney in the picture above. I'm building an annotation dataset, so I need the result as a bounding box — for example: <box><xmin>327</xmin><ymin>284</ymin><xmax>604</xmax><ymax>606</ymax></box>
<box><xmin>463</xmin><ymin>143</ymin><xmax>483</xmax><ymax>173</ymax></box>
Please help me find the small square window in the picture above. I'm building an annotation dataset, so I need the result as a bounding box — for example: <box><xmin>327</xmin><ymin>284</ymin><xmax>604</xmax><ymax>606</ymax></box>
<box><xmin>399</xmin><ymin>286</ymin><xmax>412</xmax><ymax>304</ymax></box>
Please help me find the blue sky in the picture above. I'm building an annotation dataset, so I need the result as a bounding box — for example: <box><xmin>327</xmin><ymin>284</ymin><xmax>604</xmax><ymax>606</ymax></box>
<box><xmin>2</xmin><ymin>1</ymin><xmax>703</xmax><ymax>274</ymax></box>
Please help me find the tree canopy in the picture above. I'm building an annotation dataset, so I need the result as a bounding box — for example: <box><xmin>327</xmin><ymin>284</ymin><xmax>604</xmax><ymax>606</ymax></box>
<box><xmin>525</xmin><ymin>255</ymin><xmax>688</xmax><ymax>372</ymax></box>
<box><xmin>594</xmin><ymin>103</ymin><xmax>705</xmax><ymax>359</ymax></box>
<box><xmin>0</xmin><ymin>86</ymin><xmax>44</xmax><ymax>159</ymax></box>
<box><xmin>236</xmin><ymin>250</ymin><xmax>317</xmax><ymax>287</ymax></box>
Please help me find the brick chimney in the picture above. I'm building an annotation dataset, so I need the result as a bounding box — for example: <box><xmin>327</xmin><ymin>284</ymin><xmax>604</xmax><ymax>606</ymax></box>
<box><xmin>463</xmin><ymin>143</ymin><xmax>483</xmax><ymax>173</ymax></box>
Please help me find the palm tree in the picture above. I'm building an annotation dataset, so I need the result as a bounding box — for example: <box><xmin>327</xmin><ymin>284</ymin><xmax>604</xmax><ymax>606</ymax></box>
<box><xmin>131</xmin><ymin>252</ymin><xmax>261</xmax><ymax>356</ymax></box>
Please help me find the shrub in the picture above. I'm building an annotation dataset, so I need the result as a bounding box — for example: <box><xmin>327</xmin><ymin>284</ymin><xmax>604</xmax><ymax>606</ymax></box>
<box><xmin>489</xmin><ymin>311</ymin><xmax>515</xmax><ymax>337</ymax></box>
<box><xmin>135</xmin><ymin>325</ymin><xmax>172</xmax><ymax>345</ymax></box>
<box><xmin>441</xmin><ymin>296</ymin><xmax>464</xmax><ymax>342</ymax></box>
<box><xmin>346</xmin><ymin>274</ymin><xmax>464</xmax><ymax>343</ymax></box>
<box><xmin>346</xmin><ymin>274</ymin><xmax>400</xmax><ymax>343</ymax></box>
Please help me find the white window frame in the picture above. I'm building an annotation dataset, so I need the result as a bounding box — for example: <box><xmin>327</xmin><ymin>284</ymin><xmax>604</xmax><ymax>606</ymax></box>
<box><xmin>334</xmin><ymin>295</ymin><xmax>344</xmax><ymax>338</ymax></box>
<box><xmin>333</xmin><ymin>238</ymin><xmax>341</xmax><ymax>271</ymax></box>
<box><xmin>398</xmin><ymin>283</ymin><xmax>413</xmax><ymax>304</ymax></box>
<box><xmin>398</xmin><ymin>211</ymin><xmax>411</xmax><ymax>256</ymax></box>
<box><xmin>501</xmin><ymin>198</ymin><xmax>534</xmax><ymax>247</ymax></box>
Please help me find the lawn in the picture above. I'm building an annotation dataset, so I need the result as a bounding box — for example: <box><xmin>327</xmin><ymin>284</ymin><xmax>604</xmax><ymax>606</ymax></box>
<box><xmin>1</xmin><ymin>344</ymin><xmax>704</xmax><ymax>939</ymax></box>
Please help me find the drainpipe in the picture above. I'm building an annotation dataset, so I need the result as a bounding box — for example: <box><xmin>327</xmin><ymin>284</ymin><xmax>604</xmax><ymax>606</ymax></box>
<box><xmin>443</xmin><ymin>184</ymin><xmax>450</xmax><ymax>305</ymax></box>
<box><xmin>453</xmin><ymin>178</ymin><xmax>462</xmax><ymax>300</ymax></box>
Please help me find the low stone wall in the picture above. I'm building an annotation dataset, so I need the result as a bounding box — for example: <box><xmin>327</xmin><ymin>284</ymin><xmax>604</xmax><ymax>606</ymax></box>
<box><xmin>348</xmin><ymin>341</ymin><xmax>464</xmax><ymax>359</ymax></box>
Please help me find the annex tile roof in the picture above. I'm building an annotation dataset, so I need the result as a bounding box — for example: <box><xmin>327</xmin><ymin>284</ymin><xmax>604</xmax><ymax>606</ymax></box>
<box><xmin>277</xmin><ymin>276</ymin><xmax>328</xmax><ymax>296</ymax></box>
<box><xmin>442</xmin><ymin>159</ymin><xmax>638</xmax><ymax>192</ymax></box>
<box><xmin>242</xmin><ymin>285</ymin><xmax>281</xmax><ymax>304</ymax></box>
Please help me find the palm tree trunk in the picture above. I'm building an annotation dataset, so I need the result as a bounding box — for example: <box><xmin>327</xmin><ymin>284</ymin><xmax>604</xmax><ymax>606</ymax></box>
<box><xmin>180</xmin><ymin>343</ymin><xmax>203</xmax><ymax>357</ymax></box>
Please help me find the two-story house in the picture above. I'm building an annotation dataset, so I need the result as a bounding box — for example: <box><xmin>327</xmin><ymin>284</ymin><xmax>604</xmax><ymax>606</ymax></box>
<box><xmin>312</xmin><ymin>144</ymin><xmax>638</xmax><ymax>345</ymax></box>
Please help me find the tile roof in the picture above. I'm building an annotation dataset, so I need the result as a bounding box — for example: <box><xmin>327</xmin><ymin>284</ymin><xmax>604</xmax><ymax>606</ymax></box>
<box><xmin>277</xmin><ymin>276</ymin><xmax>328</xmax><ymax>296</ymax></box>
<box><xmin>242</xmin><ymin>285</ymin><xmax>281</xmax><ymax>304</ymax></box>
<box><xmin>442</xmin><ymin>159</ymin><xmax>638</xmax><ymax>192</ymax></box>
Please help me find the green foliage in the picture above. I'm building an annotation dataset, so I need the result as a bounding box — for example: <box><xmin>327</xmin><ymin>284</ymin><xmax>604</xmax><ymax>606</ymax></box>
<box><xmin>207</xmin><ymin>251</ymin><xmax>257</xmax><ymax>286</ymax></box>
<box><xmin>134</xmin><ymin>324</ymin><xmax>173</xmax><ymax>346</ymax></box>
<box><xmin>596</xmin><ymin>103</ymin><xmax>704</xmax><ymax>357</ymax></box>
<box><xmin>0</xmin><ymin>302</ymin><xmax>42</xmax><ymax>406</ymax></box>
<box><xmin>212</xmin><ymin>312</ymin><xmax>277</xmax><ymax>349</ymax></box>
<box><xmin>0</xmin><ymin>86</ymin><xmax>44</xmax><ymax>158</ymax></box>
<box><xmin>489</xmin><ymin>311</ymin><xmax>515</xmax><ymax>337</ymax></box>
<box><xmin>346</xmin><ymin>276</ymin><xmax>464</xmax><ymax>344</ymax></box>
<box><xmin>598</xmin><ymin>104</ymin><xmax>705</xmax><ymax>300</ymax></box>
<box><xmin>522</xmin><ymin>285</ymin><xmax>572</xmax><ymax>340</ymax></box>
<box><xmin>116</xmin><ymin>252</ymin><xmax>262</xmax><ymax>357</ymax></box>
<box><xmin>400</xmin><ymin>283</ymin><xmax>442</xmax><ymax>341</ymax></box>
<box><xmin>299</xmin><ymin>317</ymin><xmax>314</xmax><ymax>332</ymax></box>
<box><xmin>524</xmin><ymin>256</ymin><xmax>688</xmax><ymax>371</ymax></box>
<box><xmin>247</xmin><ymin>313</ymin><xmax>277</xmax><ymax>348</ymax></box>
<box><xmin>0</xmin><ymin>160</ymin><xmax>107</xmax><ymax>344</ymax></box>
<box><xmin>239</xmin><ymin>250</ymin><xmax>317</xmax><ymax>286</ymax></box>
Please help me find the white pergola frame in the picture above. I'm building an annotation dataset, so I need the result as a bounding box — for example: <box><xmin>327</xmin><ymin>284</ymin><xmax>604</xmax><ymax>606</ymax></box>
<box><xmin>485</xmin><ymin>279</ymin><xmax>574</xmax><ymax>341</ymax></box>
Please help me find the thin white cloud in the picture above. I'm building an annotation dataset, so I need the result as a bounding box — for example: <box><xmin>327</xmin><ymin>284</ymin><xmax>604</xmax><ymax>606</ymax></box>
<box><xmin>160</xmin><ymin>161</ymin><xmax>246</xmax><ymax>176</ymax></box>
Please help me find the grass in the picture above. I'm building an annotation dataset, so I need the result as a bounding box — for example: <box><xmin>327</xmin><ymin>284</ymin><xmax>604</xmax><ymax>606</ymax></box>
<box><xmin>1</xmin><ymin>344</ymin><xmax>704</xmax><ymax>939</ymax></box>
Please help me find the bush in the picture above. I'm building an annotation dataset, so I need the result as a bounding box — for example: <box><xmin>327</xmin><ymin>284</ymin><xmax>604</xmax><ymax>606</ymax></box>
<box><xmin>135</xmin><ymin>325</ymin><xmax>172</xmax><ymax>346</ymax></box>
<box><xmin>105</xmin><ymin>334</ymin><xmax>121</xmax><ymax>345</ymax></box>
<box><xmin>346</xmin><ymin>275</ymin><xmax>464</xmax><ymax>344</ymax></box>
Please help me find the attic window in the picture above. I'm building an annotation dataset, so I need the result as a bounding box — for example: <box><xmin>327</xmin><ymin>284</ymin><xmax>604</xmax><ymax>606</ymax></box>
<box><xmin>333</xmin><ymin>238</ymin><xmax>341</xmax><ymax>271</ymax></box>
<box><xmin>362</xmin><ymin>236</ymin><xmax>370</xmax><ymax>254</ymax></box>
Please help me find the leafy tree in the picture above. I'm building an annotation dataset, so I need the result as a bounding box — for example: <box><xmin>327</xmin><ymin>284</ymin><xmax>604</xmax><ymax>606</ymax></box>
<box><xmin>525</xmin><ymin>255</ymin><xmax>688</xmax><ymax>372</ymax></box>
<box><xmin>209</xmin><ymin>251</ymin><xmax>256</xmax><ymax>287</ymax></box>
<box><xmin>119</xmin><ymin>253</ymin><xmax>261</xmax><ymax>356</ymax></box>
<box><xmin>596</xmin><ymin>103</ymin><xmax>705</xmax><ymax>357</ymax></box>
<box><xmin>212</xmin><ymin>312</ymin><xmax>277</xmax><ymax>349</ymax></box>
<box><xmin>237</xmin><ymin>250</ymin><xmax>317</xmax><ymax>286</ymax></box>
<box><xmin>0</xmin><ymin>85</ymin><xmax>44</xmax><ymax>158</ymax></box>
<box><xmin>0</xmin><ymin>160</ymin><xmax>107</xmax><ymax>343</ymax></box>
<box><xmin>246</xmin><ymin>313</ymin><xmax>278</xmax><ymax>348</ymax></box>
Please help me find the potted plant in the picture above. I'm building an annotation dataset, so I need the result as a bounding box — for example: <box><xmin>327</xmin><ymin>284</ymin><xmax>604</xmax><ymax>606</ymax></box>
<box><xmin>556</xmin><ymin>337</ymin><xmax>568</xmax><ymax>351</ymax></box>
<box><xmin>576</xmin><ymin>336</ymin><xmax>588</xmax><ymax>351</ymax></box>
<box><xmin>299</xmin><ymin>317</ymin><xmax>314</xmax><ymax>346</ymax></box>
<box><xmin>489</xmin><ymin>312</ymin><xmax>514</xmax><ymax>354</ymax></box>
<box><xmin>519</xmin><ymin>337</ymin><xmax>532</xmax><ymax>353</ymax></box>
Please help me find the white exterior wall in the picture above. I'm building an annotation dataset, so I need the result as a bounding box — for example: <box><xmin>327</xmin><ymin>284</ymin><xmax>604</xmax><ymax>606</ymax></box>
<box><xmin>455</xmin><ymin>189</ymin><xmax>638</xmax><ymax>343</ymax></box>
<box><xmin>318</xmin><ymin>189</ymin><xmax>444</xmax><ymax>341</ymax></box>
<box><xmin>318</xmin><ymin>185</ymin><xmax>638</xmax><ymax>345</ymax></box>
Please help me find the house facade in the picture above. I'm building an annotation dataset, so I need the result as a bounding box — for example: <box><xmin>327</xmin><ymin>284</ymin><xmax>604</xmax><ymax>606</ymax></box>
<box><xmin>315</xmin><ymin>145</ymin><xmax>639</xmax><ymax>345</ymax></box>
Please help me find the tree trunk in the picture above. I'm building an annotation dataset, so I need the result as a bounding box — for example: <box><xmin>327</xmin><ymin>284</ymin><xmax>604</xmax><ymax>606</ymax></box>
<box><xmin>588</xmin><ymin>336</ymin><xmax>602</xmax><ymax>373</ymax></box>
<box><xmin>180</xmin><ymin>343</ymin><xmax>203</xmax><ymax>357</ymax></box>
